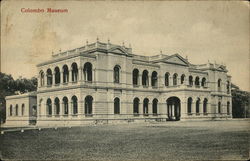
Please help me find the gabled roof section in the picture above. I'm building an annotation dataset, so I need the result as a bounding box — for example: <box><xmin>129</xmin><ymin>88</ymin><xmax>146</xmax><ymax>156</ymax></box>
<box><xmin>108</xmin><ymin>46</ymin><xmax>129</xmax><ymax>56</ymax></box>
<box><xmin>154</xmin><ymin>54</ymin><xmax>189</xmax><ymax>66</ymax></box>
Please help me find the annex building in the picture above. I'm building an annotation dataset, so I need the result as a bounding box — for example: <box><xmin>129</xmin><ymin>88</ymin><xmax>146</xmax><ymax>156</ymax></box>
<box><xmin>5</xmin><ymin>40</ymin><xmax>232</xmax><ymax>127</ymax></box>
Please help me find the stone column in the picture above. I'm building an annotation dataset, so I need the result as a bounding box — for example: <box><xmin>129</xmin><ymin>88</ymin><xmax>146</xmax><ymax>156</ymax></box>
<box><xmin>78</xmin><ymin>100</ymin><xmax>83</xmax><ymax>117</ymax></box>
<box><xmin>69</xmin><ymin>69</ymin><xmax>72</xmax><ymax>83</ymax></box>
<box><xmin>172</xmin><ymin>104</ymin><xmax>175</xmax><ymax>118</ymax></box>
<box><xmin>69</xmin><ymin>101</ymin><xmax>72</xmax><ymax>115</ymax></box>
<box><xmin>53</xmin><ymin>72</ymin><xmax>56</xmax><ymax>85</ymax></box>
<box><xmin>60</xmin><ymin>71</ymin><xmax>63</xmax><ymax>84</ymax></box>
<box><xmin>44</xmin><ymin>74</ymin><xmax>47</xmax><ymax>87</ymax></box>
<box><xmin>60</xmin><ymin>102</ymin><xmax>64</xmax><ymax>117</ymax></box>
<box><xmin>78</xmin><ymin>67</ymin><xmax>83</xmax><ymax>82</ymax></box>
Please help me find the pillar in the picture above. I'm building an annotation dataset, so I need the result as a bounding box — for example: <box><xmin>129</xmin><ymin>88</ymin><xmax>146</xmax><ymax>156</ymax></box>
<box><xmin>69</xmin><ymin>69</ymin><xmax>72</xmax><ymax>83</ymax></box>
<box><xmin>79</xmin><ymin>67</ymin><xmax>83</xmax><ymax>82</ymax></box>
<box><xmin>60</xmin><ymin>102</ymin><xmax>64</xmax><ymax>117</ymax></box>
<box><xmin>60</xmin><ymin>71</ymin><xmax>63</xmax><ymax>84</ymax></box>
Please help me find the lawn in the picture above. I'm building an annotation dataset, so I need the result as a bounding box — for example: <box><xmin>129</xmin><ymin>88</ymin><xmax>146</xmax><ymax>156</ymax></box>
<box><xmin>0</xmin><ymin>120</ymin><xmax>249</xmax><ymax>160</ymax></box>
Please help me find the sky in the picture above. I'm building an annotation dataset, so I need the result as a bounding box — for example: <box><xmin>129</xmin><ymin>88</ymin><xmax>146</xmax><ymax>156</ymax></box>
<box><xmin>1</xmin><ymin>1</ymin><xmax>249</xmax><ymax>91</ymax></box>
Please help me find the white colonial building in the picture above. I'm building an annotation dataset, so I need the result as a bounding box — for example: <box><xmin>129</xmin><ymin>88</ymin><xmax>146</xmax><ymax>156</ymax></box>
<box><xmin>5</xmin><ymin>40</ymin><xmax>232</xmax><ymax>126</ymax></box>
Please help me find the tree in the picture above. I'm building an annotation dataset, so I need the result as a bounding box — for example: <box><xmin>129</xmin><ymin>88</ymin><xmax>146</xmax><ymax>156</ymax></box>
<box><xmin>231</xmin><ymin>86</ymin><xmax>250</xmax><ymax>118</ymax></box>
<box><xmin>0</xmin><ymin>72</ymin><xmax>38</xmax><ymax>123</ymax></box>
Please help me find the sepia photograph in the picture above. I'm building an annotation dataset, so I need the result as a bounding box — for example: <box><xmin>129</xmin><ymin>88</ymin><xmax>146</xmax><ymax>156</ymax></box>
<box><xmin>0</xmin><ymin>1</ymin><xmax>249</xmax><ymax>160</ymax></box>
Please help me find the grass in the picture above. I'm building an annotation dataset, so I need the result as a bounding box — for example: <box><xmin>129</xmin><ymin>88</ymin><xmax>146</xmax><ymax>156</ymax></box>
<box><xmin>0</xmin><ymin>120</ymin><xmax>249</xmax><ymax>160</ymax></box>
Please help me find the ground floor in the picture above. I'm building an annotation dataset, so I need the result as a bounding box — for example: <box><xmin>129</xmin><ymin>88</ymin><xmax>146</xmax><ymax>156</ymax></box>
<box><xmin>1</xmin><ymin>120</ymin><xmax>249</xmax><ymax>160</ymax></box>
<box><xmin>5</xmin><ymin>88</ymin><xmax>232</xmax><ymax>127</ymax></box>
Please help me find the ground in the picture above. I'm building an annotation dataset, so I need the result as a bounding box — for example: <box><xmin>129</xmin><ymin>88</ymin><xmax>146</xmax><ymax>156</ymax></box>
<box><xmin>0</xmin><ymin>120</ymin><xmax>249</xmax><ymax>160</ymax></box>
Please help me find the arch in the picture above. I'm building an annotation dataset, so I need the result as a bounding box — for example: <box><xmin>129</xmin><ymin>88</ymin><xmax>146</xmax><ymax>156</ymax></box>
<box><xmin>15</xmin><ymin>104</ymin><xmax>18</xmax><ymax>116</ymax></box>
<box><xmin>132</xmin><ymin>69</ymin><xmax>139</xmax><ymax>86</ymax></box>
<box><xmin>46</xmin><ymin>98</ymin><xmax>52</xmax><ymax>116</ymax></box>
<box><xmin>227</xmin><ymin>101</ymin><xmax>230</xmax><ymax>115</ymax></box>
<box><xmin>63</xmin><ymin>97</ymin><xmax>69</xmax><ymax>115</ymax></box>
<box><xmin>189</xmin><ymin>76</ymin><xmax>193</xmax><ymax>86</ymax></box>
<box><xmin>114</xmin><ymin>65</ymin><xmax>120</xmax><ymax>83</ymax></box>
<box><xmin>218</xmin><ymin>101</ymin><xmax>221</xmax><ymax>114</ymax></box>
<box><xmin>196</xmin><ymin>98</ymin><xmax>200</xmax><ymax>114</ymax></box>
<box><xmin>187</xmin><ymin>97</ymin><xmax>192</xmax><ymax>114</ymax></box>
<box><xmin>201</xmin><ymin>77</ymin><xmax>206</xmax><ymax>87</ymax></box>
<box><xmin>40</xmin><ymin>70</ymin><xmax>45</xmax><ymax>87</ymax></box>
<box><xmin>83</xmin><ymin>62</ymin><xmax>92</xmax><ymax>82</ymax></box>
<box><xmin>151</xmin><ymin>71</ymin><xmax>158</xmax><ymax>87</ymax></box>
<box><xmin>85</xmin><ymin>95</ymin><xmax>93</xmax><ymax>116</ymax></box>
<box><xmin>142</xmin><ymin>70</ymin><xmax>149</xmax><ymax>87</ymax></box>
<box><xmin>152</xmin><ymin>98</ymin><xmax>158</xmax><ymax>116</ymax></box>
<box><xmin>21</xmin><ymin>104</ymin><xmax>25</xmax><ymax>116</ymax></box>
<box><xmin>167</xmin><ymin>97</ymin><xmax>181</xmax><ymax>121</ymax></box>
<box><xmin>114</xmin><ymin>97</ymin><xmax>120</xmax><ymax>114</ymax></box>
<box><xmin>63</xmin><ymin>65</ymin><xmax>69</xmax><ymax>83</ymax></box>
<box><xmin>195</xmin><ymin>76</ymin><xmax>200</xmax><ymax>86</ymax></box>
<box><xmin>203</xmin><ymin>98</ymin><xmax>208</xmax><ymax>114</ymax></box>
<box><xmin>46</xmin><ymin>69</ymin><xmax>53</xmax><ymax>86</ymax></box>
<box><xmin>71</xmin><ymin>63</ymin><xmax>78</xmax><ymax>82</ymax></box>
<box><xmin>173</xmin><ymin>73</ymin><xmax>178</xmax><ymax>86</ymax></box>
<box><xmin>165</xmin><ymin>72</ymin><xmax>170</xmax><ymax>86</ymax></box>
<box><xmin>133</xmin><ymin>97</ymin><xmax>140</xmax><ymax>116</ymax></box>
<box><xmin>54</xmin><ymin>67</ymin><xmax>60</xmax><ymax>84</ymax></box>
<box><xmin>71</xmin><ymin>96</ymin><xmax>78</xmax><ymax>115</ymax></box>
<box><xmin>181</xmin><ymin>74</ymin><xmax>185</xmax><ymax>84</ymax></box>
<box><xmin>143</xmin><ymin>98</ymin><xmax>149</xmax><ymax>116</ymax></box>
<box><xmin>54</xmin><ymin>97</ymin><xmax>60</xmax><ymax>115</ymax></box>
<box><xmin>10</xmin><ymin>105</ymin><xmax>13</xmax><ymax>116</ymax></box>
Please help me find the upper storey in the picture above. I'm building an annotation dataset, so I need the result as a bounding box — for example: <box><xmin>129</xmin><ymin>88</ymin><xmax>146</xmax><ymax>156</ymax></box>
<box><xmin>36</xmin><ymin>40</ymin><xmax>231</xmax><ymax>95</ymax></box>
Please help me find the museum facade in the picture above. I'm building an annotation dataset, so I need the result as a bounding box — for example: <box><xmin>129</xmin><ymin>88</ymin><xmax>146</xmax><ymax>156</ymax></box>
<box><xmin>5</xmin><ymin>40</ymin><xmax>232</xmax><ymax>126</ymax></box>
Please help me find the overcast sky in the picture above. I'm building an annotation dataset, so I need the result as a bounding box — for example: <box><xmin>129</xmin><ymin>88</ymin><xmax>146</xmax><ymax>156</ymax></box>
<box><xmin>1</xmin><ymin>1</ymin><xmax>249</xmax><ymax>91</ymax></box>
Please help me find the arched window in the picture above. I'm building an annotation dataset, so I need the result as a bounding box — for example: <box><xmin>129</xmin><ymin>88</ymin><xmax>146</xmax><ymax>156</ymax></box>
<box><xmin>63</xmin><ymin>65</ymin><xmax>69</xmax><ymax>83</ymax></box>
<box><xmin>218</xmin><ymin>101</ymin><xmax>221</xmax><ymax>114</ymax></box>
<box><xmin>54</xmin><ymin>67</ymin><xmax>60</xmax><ymax>84</ymax></box>
<box><xmin>187</xmin><ymin>97</ymin><xmax>192</xmax><ymax>114</ymax></box>
<box><xmin>201</xmin><ymin>78</ymin><xmax>206</xmax><ymax>87</ymax></box>
<box><xmin>152</xmin><ymin>99</ymin><xmax>158</xmax><ymax>116</ymax></box>
<box><xmin>227</xmin><ymin>81</ymin><xmax>230</xmax><ymax>94</ymax></box>
<box><xmin>189</xmin><ymin>76</ymin><xmax>193</xmax><ymax>86</ymax></box>
<box><xmin>85</xmin><ymin>96</ymin><xmax>93</xmax><ymax>116</ymax></box>
<box><xmin>83</xmin><ymin>62</ymin><xmax>92</xmax><ymax>82</ymax></box>
<box><xmin>133</xmin><ymin>98</ymin><xmax>140</xmax><ymax>116</ymax></box>
<box><xmin>181</xmin><ymin>74</ymin><xmax>185</xmax><ymax>84</ymax></box>
<box><xmin>114</xmin><ymin>97</ymin><xmax>120</xmax><ymax>114</ymax></box>
<box><xmin>21</xmin><ymin>104</ymin><xmax>25</xmax><ymax>116</ymax></box>
<box><xmin>227</xmin><ymin>101</ymin><xmax>230</xmax><ymax>115</ymax></box>
<box><xmin>142</xmin><ymin>70</ymin><xmax>149</xmax><ymax>87</ymax></box>
<box><xmin>114</xmin><ymin>65</ymin><xmax>120</xmax><ymax>83</ymax></box>
<box><xmin>132</xmin><ymin>69</ymin><xmax>139</xmax><ymax>86</ymax></box>
<box><xmin>165</xmin><ymin>72</ymin><xmax>170</xmax><ymax>86</ymax></box>
<box><xmin>72</xmin><ymin>96</ymin><xmax>78</xmax><ymax>115</ymax></box>
<box><xmin>71</xmin><ymin>63</ymin><xmax>78</xmax><ymax>82</ymax></box>
<box><xmin>54</xmin><ymin>97</ymin><xmax>60</xmax><ymax>115</ymax></box>
<box><xmin>218</xmin><ymin>79</ymin><xmax>222</xmax><ymax>91</ymax></box>
<box><xmin>195</xmin><ymin>77</ymin><xmax>200</xmax><ymax>86</ymax></box>
<box><xmin>173</xmin><ymin>73</ymin><xmax>178</xmax><ymax>86</ymax></box>
<box><xmin>40</xmin><ymin>71</ymin><xmax>45</xmax><ymax>87</ymax></box>
<box><xmin>63</xmin><ymin>97</ymin><xmax>68</xmax><ymax>115</ymax></box>
<box><xmin>143</xmin><ymin>98</ymin><xmax>149</xmax><ymax>116</ymax></box>
<box><xmin>47</xmin><ymin>69</ymin><xmax>53</xmax><ymax>86</ymax></box>
<box><xmin>10</xmin><ymin>105</ymin><xmax>13</xmax><ymax>116</ymax></box>
<box><xmin>15</xmin><ymin>104</ymin><xmax>18</xmax><ymax>116</ymax></box>
<box><xmin>203</xmin><ymin>98</ymin><xmax>208</xmax><ymax>114</ymax></box>
<box><xmin>196</xmin><ymin>98</ymin><xmax>200</xmax><ymax>114</ymax></box>
<box><xmin>47</xmin><ymin>99</ymin><xmax>52</xmax><ymax>116</ymax></box>
<box><xmin>151</xmin><ymin>71</ymin><xmax>158</xmax><ymax>87</ymax></box>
